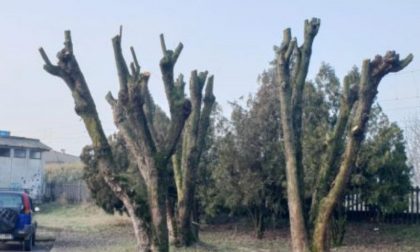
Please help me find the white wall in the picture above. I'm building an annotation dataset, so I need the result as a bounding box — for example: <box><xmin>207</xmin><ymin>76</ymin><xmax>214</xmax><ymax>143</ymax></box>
<box><xmin>0</xmin><ymin>148</ymin><xmax>44</xmax><ymax>199</ymax></box>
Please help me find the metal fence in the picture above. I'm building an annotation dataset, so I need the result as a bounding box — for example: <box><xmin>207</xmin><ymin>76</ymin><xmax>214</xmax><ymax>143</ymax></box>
<box><xmin>345</xmin><ymin>186</ymin><xmax>420</xmax><ymax>224</ymax></box>
<box><xmin>43</xmin><ymin>181</ymin><xmax>90</xmax><ymax>203</ymax></box>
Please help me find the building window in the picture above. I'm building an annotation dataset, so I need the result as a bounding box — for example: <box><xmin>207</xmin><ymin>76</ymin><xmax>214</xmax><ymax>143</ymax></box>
<box><xmin>0</xmin><ymin>147</ymin><xmax>10</xmax><ymax>157</ymax></box>
<box><xmin>14</xmin><ymin>149</ymin><xmax>26</xmax><ymax>159</ymax></box>
<box><xmin>29</xmin><ymin>150</ymin><xmax>41</xmax><ymax>160</ymax></box>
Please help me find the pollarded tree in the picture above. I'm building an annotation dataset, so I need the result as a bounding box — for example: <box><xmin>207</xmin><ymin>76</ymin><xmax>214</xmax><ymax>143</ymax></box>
<box><xmin>39</xmin><ymin>30</ymin><xmax>213</xmax><ymax>252</ymax></box>
<box><xmin>274</xmin><ymin>18</ymin><xmax>413</xmax><ymax>251</ymax></box>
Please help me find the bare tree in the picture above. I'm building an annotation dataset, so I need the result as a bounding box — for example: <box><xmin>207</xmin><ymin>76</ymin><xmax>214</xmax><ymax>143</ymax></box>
<box><xmin>40</xmin><ymin>29</ymin><xmax>212</xmax><ymax>252</ymax></box>
<box><xmin>274</xmin><ymin>18</ymin><xmax>413</xmax><ymax>251</ymax></box>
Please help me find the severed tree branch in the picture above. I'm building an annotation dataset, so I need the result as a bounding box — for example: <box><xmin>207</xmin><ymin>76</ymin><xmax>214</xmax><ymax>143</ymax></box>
<box><xmin>309</xmin><ymin>68</ymin><xmax>359</xmax><ymax>225</ymax></box>
<box><xmin>197</xmin><ymin>75</ymin><xmax>215</xmax><ymax>157</ymax></box>
<box><xmin>159</xmin><ymin>34</ymin><xmax>191</xmax><ymax>161</ymax></box>
<box><xmin>108</xmin><ymin>28</ymin><xmax>157</xmax><ymax>162</ymax></box>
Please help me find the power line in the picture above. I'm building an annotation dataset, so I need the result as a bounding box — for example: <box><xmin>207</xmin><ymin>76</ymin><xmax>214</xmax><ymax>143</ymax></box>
<box><xmin>391</xmin><ymin>68</ymin><xmax>420</xmax><ymax>75</ymax></box>
<box><xmin>379</xmin><ymin>96</ymin><xmax>420</xmax><ymax>103</ymax></box>
<box><xmin>386</xmin><ymin>105</ymin><xmax>420</xmax><ymax>111</ymax></box>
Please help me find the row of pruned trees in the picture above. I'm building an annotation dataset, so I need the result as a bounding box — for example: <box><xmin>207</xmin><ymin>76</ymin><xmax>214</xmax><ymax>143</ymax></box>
<box><xmin>39</xmin><ymin>18</ymin><xmax>413</xmax><ymax>252</ymax></box>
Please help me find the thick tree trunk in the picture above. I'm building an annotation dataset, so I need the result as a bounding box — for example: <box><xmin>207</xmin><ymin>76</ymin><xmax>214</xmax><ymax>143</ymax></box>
<box><xmin>120</xmin><ymin>193</ymin><xmax>151</xmax><ymax>251</ymax></box>
<box><xmin>148</xmin><ymin>166</ymin><xmax>169</xmax><ymax>252</ymax></box>
<box><xmin>166</xmin><ymin>198</ymin><xmax>178</xmax><ymax>245</ymax></box>
<box><xmin>278</xmin><ymin>71</ymin><xmax>308</xmax><ymax>250</ymax></box>
<box><xmin>173</xmin><ymin>74</ymin><xmax>215</xmax><ymax>246</ymax></box>
<box><xmin>191</xmin><ymin>197</ymin><xmax>200</xmax><ymax>239</ymax></box>
<box><xmin>275</xmin><ymin>18</ymin><xmax>320</xmax><ymax>252</ymax></box>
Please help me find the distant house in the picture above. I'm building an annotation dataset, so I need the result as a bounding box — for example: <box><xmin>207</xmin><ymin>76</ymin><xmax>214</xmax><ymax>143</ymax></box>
<box><xmin>0</xmin><ymin>131</ymin><xmax>50</xmax><ymax>200</ymax></box>
<box><xmin>43</xmin><ymin>150</ymin><xmax>80</xmax><ymax>164</ymax></box>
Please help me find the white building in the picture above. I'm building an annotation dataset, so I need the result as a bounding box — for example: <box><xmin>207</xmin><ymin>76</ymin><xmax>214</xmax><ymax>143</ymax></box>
<box><xmin>0</xmin><ymin>131</ymin><xmax>50</xmax><ymax>200</ymax></box>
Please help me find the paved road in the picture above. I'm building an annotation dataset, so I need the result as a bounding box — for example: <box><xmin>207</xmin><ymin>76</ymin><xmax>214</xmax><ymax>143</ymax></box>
<box><xmin>0</xmin><ymin>241</ymin><xmax>54</xmax><ymax>252</ymax></box>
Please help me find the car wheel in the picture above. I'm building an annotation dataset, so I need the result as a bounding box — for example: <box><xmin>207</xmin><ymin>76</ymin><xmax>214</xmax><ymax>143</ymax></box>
<box><xmin>23</xmin><ymin>235</ymin><xmax>33</xmax><ymax>251</ymax></box>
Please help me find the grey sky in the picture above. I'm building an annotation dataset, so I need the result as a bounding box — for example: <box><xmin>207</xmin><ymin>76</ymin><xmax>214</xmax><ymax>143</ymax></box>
<box><xmin>1</xmin><ymin>0</ymin><xmax>419</xmax><ymax>155</ymax></box>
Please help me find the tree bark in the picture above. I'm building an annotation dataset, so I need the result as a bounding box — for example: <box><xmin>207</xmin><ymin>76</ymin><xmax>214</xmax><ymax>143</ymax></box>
<box><xmin>309</xmin><ymin>70</ymin><xmax>359</xmax><ymax>227</ymax></box>
<box><xmin>166</xmin><ymin>197</ymin><xmax>178</xmax><ymax>244</ymax></box>
<box><xmin>173</xmin><ymin>73</ymin><xmax>215</xmax><ymax>246</ymax></box>
<box><xmin>275</xmin><ymin>18</ymin><xmax>320</xmax><ymax>252</ymax></box>
<box><xmin>39</xmin><ymin>31</ymin><xmax>151</xmax><ymax>251</ymax></box>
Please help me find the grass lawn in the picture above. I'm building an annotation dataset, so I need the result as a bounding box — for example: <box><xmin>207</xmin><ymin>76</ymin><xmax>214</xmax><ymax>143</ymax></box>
<box><xmin>36</xmin><ymin>203</ymin><xmax>420</xmax><ymax>251</ymax></box>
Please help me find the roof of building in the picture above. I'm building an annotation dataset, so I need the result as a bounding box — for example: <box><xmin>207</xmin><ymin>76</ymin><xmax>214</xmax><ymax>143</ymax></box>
<box><xmin>0</xmin><ymin>136</ymin><xmax>51</xmax><ymax>151</ymax></box>
<box><xmin>43</xmin><ymin>150</ymin><xmax>80</xmax><ymax>164</ymax></box>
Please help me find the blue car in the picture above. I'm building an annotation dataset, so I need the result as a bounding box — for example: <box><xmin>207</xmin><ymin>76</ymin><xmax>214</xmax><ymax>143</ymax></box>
<box><xmin>0</xmin><ymin>190</ymin><xmax>38</xmax><ymax>251</ymax></box>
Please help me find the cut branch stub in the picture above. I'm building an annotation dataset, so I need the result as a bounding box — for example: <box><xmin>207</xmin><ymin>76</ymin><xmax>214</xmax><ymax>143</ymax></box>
<box><xmin>276</xmin><ymin>28</ymin><xmax>296</xmax><ymax>65</ymax></box>
<box><xmin>190</xmin><ymin>70</ymin><xmax>208</xmax><ymax>102</ymax></box>
<box><xmin>304</xmin><ymin>18</ymin><xmax>321</xmax><ymax>41</ymax></box>
<box><xmin>370</xmin><ymin>51</ymin><xmax>413</xmax><ymax>83</ymax></box>
<box><xmin>130</xmin><ymin>46</ymin><xmax>141</xmax><ymax>77</ymax></box>
<box><xmin>39</xmin><ymin>48</ymin><xmax>61</xmax><ymax>76</ymax></box>
<box><xmin>198</xmin><ymin>75</ymin><xmax>215</xmax><ymax>145</ymax></box>
<box><xmin>64</xmin><ymin>30</ymin><xmax>73</xmax><ymax>53</ymax></box>
<box><xmin>112</xmin><ymin>35</ymin><xmax>130</xmax><ymax>100</ymax></box>
<box><xmin>343</xmin><ymin>68</ymin><xmax>360</xmax><ymax>105</ymax></box>
<box><xmin>351</xmin><ymin>52</ymin><xmax>414</xmax><ymax>138</ymax></box>
<box><xmin>160</xmin><ymin>33</ymin><xmax>184</xmax><ymax>71</ymax></box>
<box><xmin>157</xmin><ymin>35</ymin><xmax>192</xmax><ymax>160</ymax></box>
<box><xmin>39</xmin><ymin>31</ymin><xmax>95</xmax><ymax>116</ymax></box>
<box><xmin>203</xmin><ymin>75</ymin><xmax>215</xmax><ymax>104</ymax></box>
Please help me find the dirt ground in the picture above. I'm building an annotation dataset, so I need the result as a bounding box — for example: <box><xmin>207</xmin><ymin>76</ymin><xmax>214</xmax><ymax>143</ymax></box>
<box><xmin>35</xmin><ymin>203</ymin><xmax>420</xmax><ymax>252</ymax></box>
<box><xmin>50</xmin><ymin>226</ymin><xmax>134</xmax><ymax>252</ymax></box>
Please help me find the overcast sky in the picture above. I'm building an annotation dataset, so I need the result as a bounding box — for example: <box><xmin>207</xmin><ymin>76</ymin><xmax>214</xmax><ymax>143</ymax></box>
<box><xmin>1</xmin><ymin>0</ymin><xmax>419</xmax><ymax>155</ymax></box>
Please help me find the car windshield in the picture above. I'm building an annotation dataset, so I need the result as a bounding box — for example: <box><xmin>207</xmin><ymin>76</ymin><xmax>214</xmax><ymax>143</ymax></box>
<box><xmin>0</xmin><ymin>193</ymin><xmax>22</xmax><ymax>209</ymax></box>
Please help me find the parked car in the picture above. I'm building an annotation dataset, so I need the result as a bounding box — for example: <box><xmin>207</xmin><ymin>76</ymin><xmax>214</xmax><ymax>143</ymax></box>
<box><xmin>0</xmin><ymin>189</ymin><xmax>39</xmax><ymax>251</ymax></box>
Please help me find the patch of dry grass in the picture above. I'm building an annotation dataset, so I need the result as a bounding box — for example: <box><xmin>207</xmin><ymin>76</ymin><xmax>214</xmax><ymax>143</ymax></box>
<box><xmin>38</xmin><ymin>203</ymin><xmax>420</xmax><ymax>252</ymax></box>
<box><xmin>38</xmin><ymin>203</ymin><xmax>136</xmax><ymax>251</ymax></box>
<box><xmin>37</xmin><ymin>202</ymin><xmax>130</xmax><ymax>232</ymax></box>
